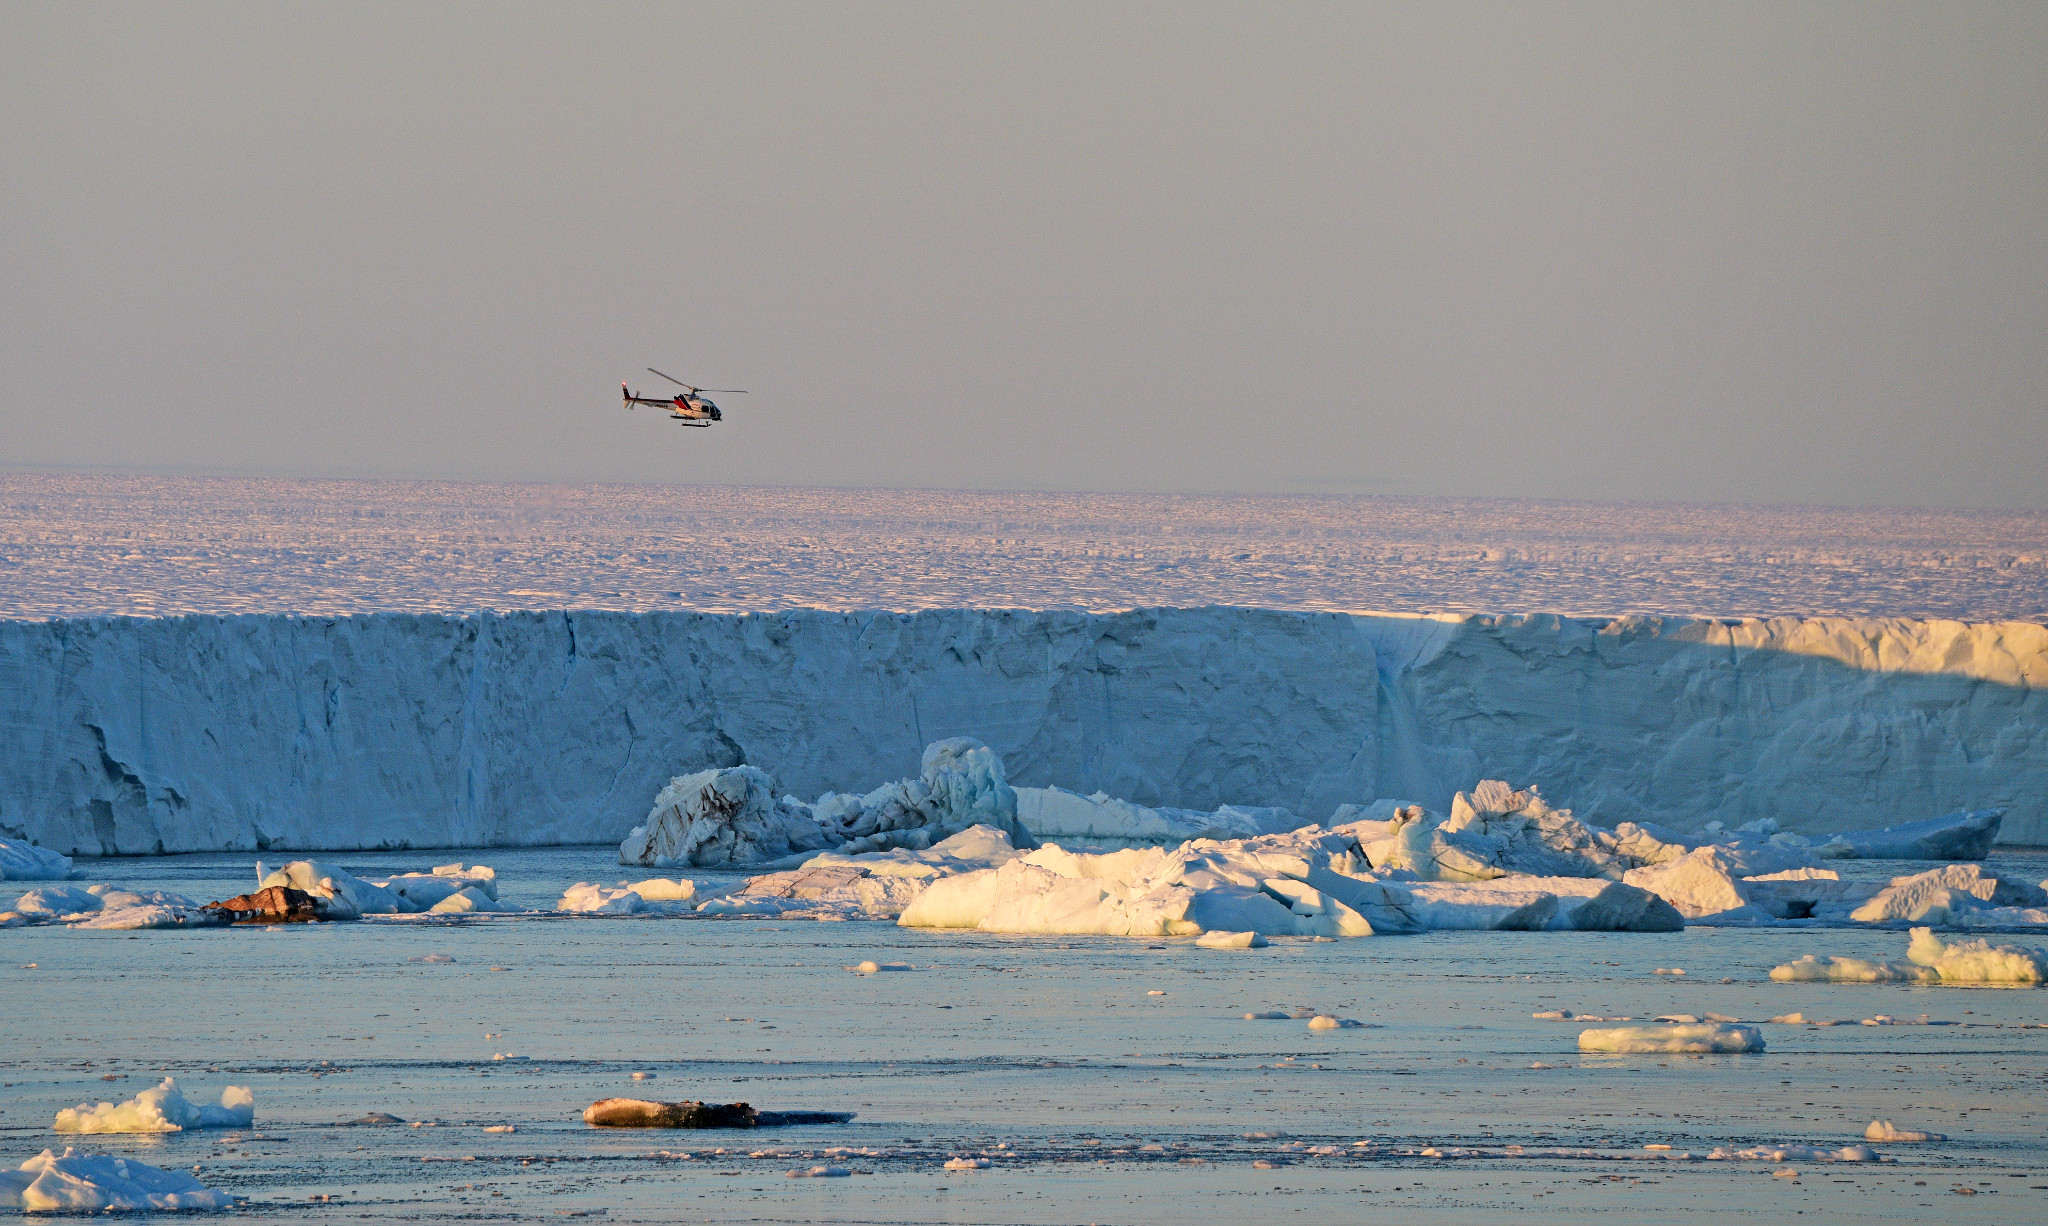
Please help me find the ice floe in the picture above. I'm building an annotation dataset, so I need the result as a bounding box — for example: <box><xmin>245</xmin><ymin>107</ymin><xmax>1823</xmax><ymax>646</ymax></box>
<box><xmin>1577</xmin><ymin>1023</ymin><xmax>1766</xmax><ymax>1054</ymax></box>
<box><xmin>53</xmin><ymin>1078</ymin><xmax>254</xmax><ymax>1134</ymax></box>
<box><xmin>0</xmin><ymin>838</ymin><xmax>78</xmax><ymax>882</ymax></box>
<box><xmin>0</xmin><ymin>1148</ymin><xmax>235</xmax><ymax>1211</ymax></box>
<box><xmin>1770</xmin><ymin>926</ymin><xmax>2048</xmax><ymax>984</ymax></box>
<box><xmin>1865</xmin><ymin>1120</ymin><xmax>1944</xmax><ymax>1142</ymax></box>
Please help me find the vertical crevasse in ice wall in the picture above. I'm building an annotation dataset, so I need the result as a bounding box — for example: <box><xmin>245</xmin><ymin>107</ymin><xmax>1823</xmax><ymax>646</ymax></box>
<box><xmin>0</xmin><ymin>609</ymin><xmax>2040</xmax><ymax>854</ymax></box>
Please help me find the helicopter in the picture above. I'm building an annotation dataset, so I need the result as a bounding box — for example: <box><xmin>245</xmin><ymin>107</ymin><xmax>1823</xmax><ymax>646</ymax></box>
<box><xmin>620</xmin><ymin>368</ymin><xmax>746</xmax><ymax>427</ymax></box>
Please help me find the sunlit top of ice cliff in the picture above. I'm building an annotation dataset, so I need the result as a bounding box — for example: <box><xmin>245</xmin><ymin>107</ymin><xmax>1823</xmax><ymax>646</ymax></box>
<box><xmin>1</xmin><ymin>475</ymin><xmax>2043</xmax><ymax>622</ymax></box>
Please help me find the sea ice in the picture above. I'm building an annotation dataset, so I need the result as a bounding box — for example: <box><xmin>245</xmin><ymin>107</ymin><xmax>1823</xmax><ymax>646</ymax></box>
<box><xmin>1576</xmin><ymin>1024</ymin><xmax>1766</xmax><ymax>1054</ymax></box>
<box><xmin>0</xmin><ymin>1148</ymin><xmax>235</xmax><ymax>1212</ymax></box>
<box><xmin>53</xmin><ymin>1079</ymin><xmax>254</xmax><ymax>1134</ymax></box>
<box><xmin>0</xmin><ymin>838</ymin><xmax>77</xmax><ymax>882</ymax></box>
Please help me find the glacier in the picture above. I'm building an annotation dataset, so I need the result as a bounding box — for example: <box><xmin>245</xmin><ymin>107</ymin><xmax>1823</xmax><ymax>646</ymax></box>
<box><xmin>0</xmin><ymin>608</ymin><xmax>2042</xmax><ymax>855</ymax></box>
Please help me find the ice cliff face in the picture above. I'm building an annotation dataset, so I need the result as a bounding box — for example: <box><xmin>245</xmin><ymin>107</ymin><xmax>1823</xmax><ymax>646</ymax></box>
<box><xmin>0</xmin><ymin>609</ymin><xmax>2041</xmax><ymax>855</ymax></box>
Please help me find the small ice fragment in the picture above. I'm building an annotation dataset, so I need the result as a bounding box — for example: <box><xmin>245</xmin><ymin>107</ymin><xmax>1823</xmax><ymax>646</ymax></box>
<box><xmin>1653</xmin><ymin>967</ymin><xmax>1685</xmax><ymax>976</ymax></box>
<box><xmin>1307</xmin><ymin>1015</ymin><xmax>1365</xmax><ymax>1029</ymax></box>
<box><xmin>484</xmin><ymin>1125</ymin><xmax>515</xmax><ymax>1133</ymax></box>
<box><xmin>1645</xmin><ymin>1144</ymin><xmax>1673</xmax><ymax>1151</ymax></box>
<box><xmin>1529</xmin><ymin>1062</ymin><xmax>1557</xmax><ymax>1069</ymax></box>
<box><xmin>355</xmin><ymin>1113</ymin><xmax>404</xmax><ymax>1125</ymax></box>
<box><xmin>408</xmin><ymin>954</ymin><xmax>455</xmax><ymax>964</ymax></box>
<box><xmin>1773</xmin><ymin>1167</ymin><xmax>1797</xmax><ymax>1178</ymax></box>
<box><xmin>1195</xmin><ymin>930</ymin><xmax>1267</xmax><ymax>949</ymax></box>
<box><xmin>1243</xmin><ymin>1011</ymin><xmax>1288</xmax><ymax>1020</ymax></box>
<box><xmin>943</xmin><ymin>1157</ymin><xmax>990</xmax><ymax>1170</ymax></box>
<box><xmin>1767</xmin><ymin>1013</ymin><xmax>1806</xmax><ymax>1024</ymax></box>
<box><xmin>847</xmin><ymin>961</ymin><xmax>913</xmax><ymax>973</ymax></box>
<box><xmin>1147</xmin><ymin>990</ymin><xmax>1166</xmax><ymax>996</ymax></box>
<box><xmin>1532</xmin><ymin>1010</ymin><xmax>1573</xmax><ymax>1020</ymax></box>
<box><xmin>786</xmin><ymin>1165</ymin><xmax>850</xmax><ymax>1178</ymax></box>
<box><xmin>631</xmin><ymin>1072</ymin><xmax>657</xmax><ymax>1081</ymax></box>
<box><xmin>1865</xmin><ymin>1120</ymin><xmax>1944</xmax><ymax>1142</ymax></box>
<box><xmin>1577</xmin><ymin>1023</ymin><xmax>1765</xmax><ymax>1054</ymax></box>
<box><xmin>492</xmin><ymin>1053</ymin><xmax>528</xmax><ymax>1062</ymax></box>
<box><xmin>1253</xmin><ymin>1159</ymin><xmax>1278</xmax><ymax>1169</ymax></box>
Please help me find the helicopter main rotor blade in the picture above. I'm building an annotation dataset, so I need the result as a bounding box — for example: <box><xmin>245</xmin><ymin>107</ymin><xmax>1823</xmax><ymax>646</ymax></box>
<box><xmin>693</xmin><ymin>389</ymin><xmax>746</xmax><ymax>394</ymax></box>
<box><xmin>647</xmin><ymin>367</ymin><xmax>692</xmax><ymax>390</ymax></box>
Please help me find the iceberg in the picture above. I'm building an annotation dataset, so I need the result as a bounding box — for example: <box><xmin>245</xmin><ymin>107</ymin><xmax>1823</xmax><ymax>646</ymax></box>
<box><xmin>53</xmin><ymin>1078</ymin><xmax>253</xmax><ymax>1134</ymax></box>
<box><xmin>0</xmin><ymin>1148</ymin><xmax>236</xmax><ymax>1212</ymax></box>
<box><xmin>1577</xmin><ymin>1023</ymin><xmax>1766</xmax><ymax>1054</ymax></box>
<box><xmin>0</xmin><ymin>837</ymin><xmax>78</xmax><ymax>881</ymax></box>
<box><xmin>622</xmin><ymin>739</ymin><xmax>1035</xmax><ymax>867</ymax></box>
<box><xmin>1816</xmin><ymin>809</ymin><xmax>2004</xmax><ymax>860</ymax></box>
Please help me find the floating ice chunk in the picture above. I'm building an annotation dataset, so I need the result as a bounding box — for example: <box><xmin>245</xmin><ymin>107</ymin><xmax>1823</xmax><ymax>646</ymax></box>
<box><xmin>1816</xmin><ymin>809</ymin><xmax>2004</xmax><ymax>861</ymax></box>
<box><xmin>627</xmin><ymin>878</ymin><xmax>695</xmax><ymax>902</ymax></box>
<box><xmin>849</xmin><ymin>961</ymin><xmax>913</xmax><ymax>972</ymax></box>
<box><xmin>1848</xmin><ymin>864</ymin><xmax>2047</xmax><ymax>925</ymax></box>
<box><xmin>483</xmin><ymin>1124</ymin><xmax>515</xmax><ymax>1133</ymax></box>
<box><xmin>1623</xmin><ymin>848</ymin><xmax>1754</xmax><ymax>920</ymax></box>
<box><xmin>1768</xmin><ymin>955</ymin><xmax>1935</xmax><ymax>982</ymax></box>
<box><xmin>1577</xmin><ymin>1023</ymin><xmax>1765</xmax><ymax>1054</ymax></box>
<box><xmin>1905</xmin><ymin>926</ymin><xmax>2047</xmax><ymax>983</ymax></box>
<box><xmin>786</xmin><ymin>1165</ymin><xmax>850</xmax><ymax>1177</ymax></box>
<box><xmin>559</xmin><ymin>883</ymin><xmax>644</xmax><ymax>914</ymax></box>
<box><xmin>1865</xmin><ymin>1120</ymin><xmax>1943</xmax><ymax>1142</ymax></box>
<box><xmin>1567</xmin><ymin>881</ymin><xmax>1685</xmax><ymax>931</ymax></box>
<box><xmin>54</xmin><ymin>1079</ymin><xmax>254</xmax><ymax>1134</ymax></box>
<box><xmin>0</xmin><ymin>838</ymin><xmax>78</xmax><ymax>882</ymax></box>
<box><xmin>943</xmin><ymin>1157</ymin><xmax>990</xmax><ymax>1170</ymax></box>
<box><xmin>12</xmin><ymin>884</ymin><xmax>102</xmax><ymax>918</ymax></box>
<box><xmin>1306</xmin><ymin>1015</ymin><xmax>1365</xmax><ymax>1029</ymax></box>
<box><xmin>1195</xmin><ymin>930</ymin><xmax>1267</xmax><ymax>949</ymax></box>
<box><xmin>256</xmin><ymin>861</ymin><xmax>399</xmax><ymax>916</ymax></box>
<box><xmin>409</xmin><ymin>953</ymin><xmax>455</xmax><ymax>963</ymax></box>
<box><xmin>429</xmin><ymin>887</ymin><xmax>512</xmax><ymax>914</ymax></box>
<box><xmin>712</xmin><ymin>863</ymin><xmax>927</xmax><ymax>920</ymax></box>
<box><xmin>369</xmin><ymin>865</ymin><xmax>499</xmax><ymax>908</ymax></box>
<box><xmin>0</xmin><ymin>1148</ymin><xmax>236</xmax><ymax>1211</ymax></box>
<box><xmin>70</xmin><ymin>894</ymin><xmax>224</xmax><ymax>930</ymax></box>
<box><xmin>1243</xmin><ymin>1011</ymin><xmax>1289</xmax><ymax>1020</ymax></box>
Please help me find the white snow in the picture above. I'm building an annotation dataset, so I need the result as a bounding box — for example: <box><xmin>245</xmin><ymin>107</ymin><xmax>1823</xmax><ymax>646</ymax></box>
<box><xmin>7</xmin><ymin>605</ymin><xmax>2043</xmax><ymax>857</ymax></box>
<box><xmin>1577</xmin><ymin>1024</ymin><xmax>1766</xmax><ymax>1054</ymax></box>
<box><xmin>53</xmin><ymin>1079</ymin><xmax>253</xmax><ymax>1134</ymax></box>
<box><xmin>0</xmin><ymin>838</ymin><xmax>78</xmax><ymax>881</ymax></box>
<box><xmin>0</xmin><ymin>1147</ymin><xmax>235</xmax><ymax>1212</ymax></box>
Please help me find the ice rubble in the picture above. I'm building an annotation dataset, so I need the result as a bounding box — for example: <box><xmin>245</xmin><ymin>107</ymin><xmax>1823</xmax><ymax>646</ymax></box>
<box><xmin>54</xmin><ymin>1079</ymin><xmax>254</xmax><ymax>1134</ymax></box>
<box><xmin>254</xmin><ymin>860</ymin><xmax>504</xmax><ymax>917</ymax></box>
<box><xmin>0</xmin><ymin>837</ymin><xmax>78</xmax><ymax>881</ymax></box>
<box><xmin>1577</xmin><ymin>1024</ymin><xmax>1766</xmax><ymax>1054</ymax></box>
<box><xmin>0</xmin><ymin>1148</ymin><xmax>235</xmax><ymax>1212</ymax></box>
<box><xmin>621</xmin><ymin>739</ymin><xmax>1034</xmax><ymax>868</ymax></box>
<box><xmin>1770</xmin><ymin>927</ymin><xmax>2048</xmax><ymax>984</ymax></box>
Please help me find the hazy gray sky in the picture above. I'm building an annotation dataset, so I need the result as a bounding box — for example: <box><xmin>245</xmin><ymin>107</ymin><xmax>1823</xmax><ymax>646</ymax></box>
<box><xmin>4</xmin><ymin>2</ymin><xmax>2043</xmax><ymax>506</ymax></box>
